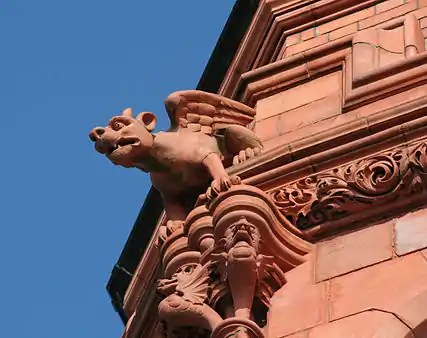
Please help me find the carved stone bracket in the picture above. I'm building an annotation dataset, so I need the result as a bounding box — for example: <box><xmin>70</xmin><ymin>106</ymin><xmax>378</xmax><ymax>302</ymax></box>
<box><xmin>157</xmin><ymin>184</ymin><xmax>312</xmax><ymax>337</ymax></box>
<box><xmin>268</xmin><ymin>136</ymin><xmax>427</xmax><ymax>237</ymax></box>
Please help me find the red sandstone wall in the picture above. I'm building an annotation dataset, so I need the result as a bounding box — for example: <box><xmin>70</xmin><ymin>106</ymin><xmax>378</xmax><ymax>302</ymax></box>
<box><xmin>268</xmin><ymin>208</ymin><xmax>427</xmax><ymax>337</ymax></box>
<box><xmin>251</xmin><ymin>0</ymin><xmax>427</xmax><ymax>336</ymax></box>
<box><xmin>254</xmin><ymin>0</ymin><xmax>427</xmax><ymax>151</ymax></box>
<box><xmin>122</xmin><ymin>1</ymin><xmax>427</xmax><ymax>336</ymax></box>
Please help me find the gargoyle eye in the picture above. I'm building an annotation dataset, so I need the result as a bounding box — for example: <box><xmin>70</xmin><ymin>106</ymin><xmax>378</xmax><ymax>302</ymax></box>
<box><xmin>112</xmin><ymin>121</ymin><xmax>125</xmax><ymax>131</ymax></box>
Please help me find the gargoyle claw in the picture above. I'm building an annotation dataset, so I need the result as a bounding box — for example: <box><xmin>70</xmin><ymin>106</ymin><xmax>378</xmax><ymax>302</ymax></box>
<box><xmin>233</xmin><ymin>147</ymin><xmax>263</xmax><ymax>165</ymax></box>
<box><xmin>211</xmin><ymin>175</ymin><xmax>232</xmax><ymax>194</ymax></box>
<box><xmin>166</xmin><ymin>220</ymin><xmax>184</xmax><ymax>235</ymax></box>
<box><xmin>207</xmin><ymin>175</ymin><xmax>241</xmax><ymax>201</ymax></box>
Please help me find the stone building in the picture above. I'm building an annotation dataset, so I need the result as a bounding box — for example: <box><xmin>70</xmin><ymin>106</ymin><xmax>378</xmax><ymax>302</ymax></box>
<box><xmin>104</xmin><ymin>0</ymin><xmax>427</xmax><ymax>337</ymax></box>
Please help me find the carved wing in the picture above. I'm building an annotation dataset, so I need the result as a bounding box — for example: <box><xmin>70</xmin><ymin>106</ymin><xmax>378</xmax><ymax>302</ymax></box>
<box><xmin>164</xmin><ymin>90</ymin><xmax>256</xmax><ymax>136</ymax></box>
<box><xmin>256</xmin><ymin>255</ymin><xmax>287</xmax><ymax>307</ymax></box>
<box><xmin>175</xmin><ymin>264</ymin><xmax>210</xmax><ymax>305</ymax></box>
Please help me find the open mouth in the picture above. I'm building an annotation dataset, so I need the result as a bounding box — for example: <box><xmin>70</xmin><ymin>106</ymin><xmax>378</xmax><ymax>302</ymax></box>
<box><xmin>232</xmin><ymin>229</ymin><xmax>253</xmax><ymax>245</ymax></box>
<box><xmin>106</xmin><ymin>138</ymin><xmax>138</xmax><ymax>155</ymax></box>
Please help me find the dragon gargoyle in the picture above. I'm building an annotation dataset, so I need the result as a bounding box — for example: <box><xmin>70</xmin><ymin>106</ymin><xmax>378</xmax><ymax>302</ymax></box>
<box><xmin>157</xmin><ymin>264</ymin><xmax>222</xmax><ymax>332</ymax></box>
<box><xmin>89</xmin><ymin>90</ymin><xmax>263</xmax><ymax>232</ymax></box>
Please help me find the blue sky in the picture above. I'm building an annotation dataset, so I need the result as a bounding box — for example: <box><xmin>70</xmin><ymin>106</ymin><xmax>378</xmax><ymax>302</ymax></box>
<box><xmin>0</xmin><ymin>1</ymin><xmax>234</xmax><ymax>337</ymax></box>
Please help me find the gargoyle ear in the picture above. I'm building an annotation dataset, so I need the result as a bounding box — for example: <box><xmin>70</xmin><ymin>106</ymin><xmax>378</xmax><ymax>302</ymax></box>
<box><xmin>122</xmin><ymin>108</ymin><xmax>133</xmax><ymax>117</ymax></box>
<box><xmin>136</xmin><ymin>112</ymin><xmax>157</xmax><ymax>132</ymax></box>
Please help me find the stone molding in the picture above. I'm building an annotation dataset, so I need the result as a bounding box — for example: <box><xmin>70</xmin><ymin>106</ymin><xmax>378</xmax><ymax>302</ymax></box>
<box><xmin>220</xmin><ymin>0</ymin><xmax>385</xmax><ymax>98</ymax></box>
<box><xmin>231</xmin><ymin>95</ymin><xmax>427</xmax><ymax>187</ymax></box>
<box><xmin>239</xmin><ymin>12</ymin><xmax>427</xmax><ymax>107</ymax></box>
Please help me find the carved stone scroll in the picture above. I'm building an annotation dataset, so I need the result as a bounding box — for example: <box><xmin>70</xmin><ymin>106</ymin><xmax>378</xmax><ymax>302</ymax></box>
<box><xmin>268</xmin><ymin>137</ymin><xmax>427</xmax><ymax>235</ymax></box>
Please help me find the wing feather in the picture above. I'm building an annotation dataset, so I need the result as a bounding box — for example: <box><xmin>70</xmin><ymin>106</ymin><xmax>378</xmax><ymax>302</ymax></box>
<box><xmin>164</xmin><ymin>90</ymin><xmax>256</xmax><ymax>136</ymax></box>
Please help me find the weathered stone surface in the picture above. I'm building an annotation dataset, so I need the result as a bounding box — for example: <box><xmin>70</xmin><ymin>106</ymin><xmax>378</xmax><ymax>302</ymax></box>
<box><xmin>315</xmin><ymin>221</ymin><xmax>393</xmax><ymax>282</ymax></box>
<box><xmin>395</xmin><ymin>208</ymin><xmax>427</xmax><ymax>256</ymax></box>
<box><xmin>256</xmin><ymin>72</ymin><xmax>341</xmax><ymax>121</ymax></box>
<box><xmin>330</xmin><ymin>253</ymin><xmax>427</xmax><ymax>320</ymax></box>
<box><xmin>268</xmin><ymin>280</ymin><xmax>328</xmax><ymax>337</ymax></box>
<box><xmin>309</xmin><ymin>310</ymin><xmax>412</xmax><ymax>338</ymax></box>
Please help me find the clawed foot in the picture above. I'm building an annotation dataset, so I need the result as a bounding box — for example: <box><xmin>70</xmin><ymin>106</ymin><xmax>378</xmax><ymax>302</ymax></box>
<box><xmin>233</xmin><ymin>147</ymin><xmax>262</xmax><ymax>165</ymax></box>
<box><xmin>166</xmin><ymin>220</ymin><xmax>184</xmax><ymax>235</ymax></box>
<box><xmin>157</xmin><ymin>220</ymin><xmax>185</xmax><ymax>246</ymax></box>
<box><xmin>207</xmin><ymin>174</ymin><xmax>241</xmax><ymax>200</ymax></box>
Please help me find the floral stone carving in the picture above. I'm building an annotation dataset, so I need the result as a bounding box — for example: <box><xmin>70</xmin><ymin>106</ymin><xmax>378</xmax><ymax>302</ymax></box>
<box><xmin>268</xmin><ymin>137</ymin><xmax>427</xmax><ymax>233</ymax></box>
<box><xmin>89</xmin><ymin>90</ymin><xmax>263</xmax><ymax>233</ymax></box>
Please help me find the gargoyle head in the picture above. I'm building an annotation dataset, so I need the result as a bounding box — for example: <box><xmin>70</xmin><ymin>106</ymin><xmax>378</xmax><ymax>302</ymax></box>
<box><xmin>224</xmin><ymin>217</ymin><xmax>260</xmax><ymax>252</ymax></box>
<box><xmin>89</xmin><ymin>108</ymin><xmax>157</xmax><ymax>168</ymax></box>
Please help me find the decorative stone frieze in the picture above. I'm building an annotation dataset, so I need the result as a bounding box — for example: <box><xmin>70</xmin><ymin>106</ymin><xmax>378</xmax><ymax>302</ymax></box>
<box><xmin>268</xmin><ymin>136</ymin><xmax>427</xmax><ymax>237</ymax></box>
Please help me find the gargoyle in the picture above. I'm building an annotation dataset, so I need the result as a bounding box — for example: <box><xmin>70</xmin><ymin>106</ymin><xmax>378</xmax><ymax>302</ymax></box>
<box><xmin>157</xmin><ymin>263</ymin><xmax>222</xmax><ymax>332</ymax></box>
<box><xmin>89</xmin><ymin>90</ymin><xmax>262</xmax><ymax>231</ymax></box>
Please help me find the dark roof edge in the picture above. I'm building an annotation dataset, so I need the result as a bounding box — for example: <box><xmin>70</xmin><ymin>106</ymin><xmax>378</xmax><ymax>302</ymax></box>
<box><xmin>197</xmin><ymin>0</ymin><xmax>260</xmax><ymax>92</ymax></box>
<box><xmin>106</xmin><ymin>0</ymin><xmax>260</xmax><ymax>324</ymax></box>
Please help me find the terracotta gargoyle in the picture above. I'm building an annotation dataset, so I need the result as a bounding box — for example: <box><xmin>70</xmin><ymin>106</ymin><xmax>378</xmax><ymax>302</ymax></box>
<box><xmin>89</xmin><ymin>90</ymin><xmax>262</xmax><ymax>231</ymax></box>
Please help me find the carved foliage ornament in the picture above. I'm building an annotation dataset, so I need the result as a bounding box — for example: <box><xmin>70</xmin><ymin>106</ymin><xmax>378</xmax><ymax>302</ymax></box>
<box><xmin>269</xmin><ymin>139</ymin><xmax>427</xmax><ymax>230</ymax></box>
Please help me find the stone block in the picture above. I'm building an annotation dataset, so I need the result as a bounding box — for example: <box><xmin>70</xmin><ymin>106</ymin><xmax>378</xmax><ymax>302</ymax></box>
<box><xmin>316</xmin><ymin>7</ymin><xmax>375</xmax><ymax>35</ymax></box>
<box><xmin>286</xmin><ymin>33</ymin><xmax>301</xmax><ymax>46</ymax></box>
<box><xmin>359</xmin><ymin>2</ymin><xmax>417</xmax><ymax>30</ymax></box>
<box><xmin>278</xmin><ymin>94</ymin><xmax>341</xmax><ymax>136</ymax></box>
<box><xmin>330</xmin><ymin>252</ymin><xmax>427</xmax><ymax>320</ymax></box>
<box><xmin>301</xmin><ymin>28</ymin><xmax>315</xmax><ymax>41</ymax></box>
<box><xmin>391</xmin><ymin>289</ymin><xmax>427</xmax><ymax>330</ymax></box>
<box><xmin>329</xmin><ymin>23</ymin><xmax>358</xmax><ymax>40</ymax></box>
<box><xmin>308</xmin><ymin>310</ymin><xmax>412</xmax><ymax>338</ymax></box>
<box><xmin>285</xmin><ymin>35</ymin><xmax>328</xmax><ymax>57</ymax></box>
<box><xmin>415</xmin><ymin>5</ymin><xmax>427</xmax><ymax>20</ymax></box>
<box><xmin>394</xmin><ymin>208</ymin><xmax>427</xmax><ymax>256</ymax></box>
<box><xmin>255</xmin><ymin>115</ymin><xmax>280</xmax><ymax>141</ymax></box>
<box><xmin>315</xmin><ymin>222</ymin><xmax>393</xmax><ymax>282</ymax></box>
<box><xmin>256</xmin><ymin>71</ymin><xmax>341</xmax><ymax>120</ymax></box>
<box><xmin>268</xmin><ymin>281</ymin><xmax>328</xmax><ymax>337</ymax></box>
<box><xmin>376</xmin><ymin>0</ymin><xmax>405</xmax><ymax>14</ymax></box>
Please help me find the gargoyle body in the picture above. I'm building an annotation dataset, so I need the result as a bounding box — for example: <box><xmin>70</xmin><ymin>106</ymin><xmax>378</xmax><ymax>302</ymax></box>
<box><xmin>90</xmin><ymin>90</ymin><xmax>262</xmax><ymax>229</ymax></box>
<box><xmin>157</xmin><ymin>264</ymin><xmax>222</xmax><ymax>332</ymax></box>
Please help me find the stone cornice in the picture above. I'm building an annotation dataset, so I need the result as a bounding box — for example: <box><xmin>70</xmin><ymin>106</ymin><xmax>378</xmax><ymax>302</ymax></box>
<box><xmin>219</xmin><ymin>0</ymin><xmax>384</xmax><ymax>99</ymax></box>
<box><xmin>238</xmin><ymin>13</ymin><xmax>427</xmax><ymax>106</ymax></box>
<box><xmin>229</xmin><ymin>95</ymin><xmax>427</xmax><ymax>187</ymax></box>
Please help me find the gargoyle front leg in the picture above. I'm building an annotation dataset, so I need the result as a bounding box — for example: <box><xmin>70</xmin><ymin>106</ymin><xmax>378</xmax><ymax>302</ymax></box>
<box><xmin>162</xmin><ymin>194</ymin><xmax>187</xmax><ymax>235</ymax></box>
<box><xmin>203</xmin><ymin>153</ymin><xmax>240</xmax><ymax>196</ymax></box>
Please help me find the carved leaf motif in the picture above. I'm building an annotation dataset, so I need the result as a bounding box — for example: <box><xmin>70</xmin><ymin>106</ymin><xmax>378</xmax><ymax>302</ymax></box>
<box><xmin>256</xmin><ymin>255</ymin><xmax>286</xmax><ymax>307</ymax></box>
<box><xmin>267</xmin><ymin>141</ymin><xmax>427</xmax><ymax>230</ymax></box>
<box><xmin>174</xmin><ymin>264</ymin><xmax>210</xmax><ymax>305</ymax></box>
<box><xmin>268</xmin><ymin>177</ymin><xmax>318</xmax><ymax>224</ymax></box>
<box><xmin>345</xmin><ymin>154</ymin><xmax>402</xmax><ymax>195</ymax></box>
<box><xmin>410</xmin><ymin>142</ymin><xmax>427</xmax><ymax>172</ymax></box>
